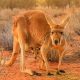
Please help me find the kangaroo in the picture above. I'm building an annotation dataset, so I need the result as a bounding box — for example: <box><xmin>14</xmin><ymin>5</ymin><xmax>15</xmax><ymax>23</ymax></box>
<box><xmin>5</xmin><ymin>10</ymin><xmax>68</xmax><ymax>76</ymax></box>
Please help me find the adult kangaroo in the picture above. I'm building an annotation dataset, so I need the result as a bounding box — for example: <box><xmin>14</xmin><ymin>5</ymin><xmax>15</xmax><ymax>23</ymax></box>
<box><xmin>5</xmin><ymin>10</ymin><xmax>68</xmax><ymax>76</ymax></box>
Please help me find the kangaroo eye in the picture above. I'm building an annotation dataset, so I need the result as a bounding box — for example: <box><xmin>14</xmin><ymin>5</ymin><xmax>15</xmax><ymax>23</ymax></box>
<box><xmin>51</xmin><ymin>31</ymin><xmax>54</xmax><ymax>34</ymax></box>
<box><xmin>60</xmin><ymin>32</ymin><xmax>63</xmax><ymax>35</ymax></box>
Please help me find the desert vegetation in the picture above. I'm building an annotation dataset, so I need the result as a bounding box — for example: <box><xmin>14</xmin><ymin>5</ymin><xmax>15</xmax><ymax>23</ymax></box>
<box><xmin>0</xmin><ymin>0</ymin><xmax>80</xmax><ymax>80</ymax></box>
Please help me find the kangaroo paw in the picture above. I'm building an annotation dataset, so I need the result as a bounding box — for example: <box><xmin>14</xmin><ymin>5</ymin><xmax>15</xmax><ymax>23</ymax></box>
<box><xmin>47</xmin><ymin>72</ymin><xmax>54</xmax><ymax>76</ymax></box>
<box><xmin>32</xmin><ymin>71</ymin><xmax>42</xmax><ymax>76</ymax></box>
<box><xmin>56</xmin><ymin>70</ymin><xmax>65</xmax><ymax>75</ymax></box>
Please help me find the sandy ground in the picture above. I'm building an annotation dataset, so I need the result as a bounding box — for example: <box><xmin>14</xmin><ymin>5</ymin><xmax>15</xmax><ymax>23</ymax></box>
<box><xmin>0</xmin><ymin>51</ymin><xmax>80</xmax><ymax>80</ymax></box>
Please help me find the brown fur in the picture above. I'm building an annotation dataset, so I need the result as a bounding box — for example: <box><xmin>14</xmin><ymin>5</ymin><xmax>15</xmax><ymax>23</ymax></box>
<box><xmin>5</xmin><ymin>10</ymin><xmax>67</xmax><ymax>75</ymax></box>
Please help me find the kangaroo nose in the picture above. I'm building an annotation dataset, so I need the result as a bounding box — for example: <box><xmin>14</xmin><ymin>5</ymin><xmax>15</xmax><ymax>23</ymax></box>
<box><xmin>54</xmin><ymin>40</ymin><xmax>58</xmax><ymax>45</ymax></box>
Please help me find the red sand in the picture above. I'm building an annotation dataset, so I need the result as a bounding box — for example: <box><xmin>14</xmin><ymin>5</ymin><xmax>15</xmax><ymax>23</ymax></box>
<box><xmin>0</xmin><ymin>51</ymin><xmax>80</xmax><ymax>80</ymax></box>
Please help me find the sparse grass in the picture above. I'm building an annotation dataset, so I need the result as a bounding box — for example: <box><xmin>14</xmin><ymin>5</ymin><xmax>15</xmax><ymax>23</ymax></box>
<box><xmin>0</xmin><ymin>7</ymin><xmax>80</xmax><ymax>50</ymax></box>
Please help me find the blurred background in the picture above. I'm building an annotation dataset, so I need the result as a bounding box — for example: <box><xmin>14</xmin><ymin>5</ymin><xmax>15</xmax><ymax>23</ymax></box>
<box><xmin>0</xmin><ymin>0</ymin><xmax>80</xmax><ymax>9</ymax></box>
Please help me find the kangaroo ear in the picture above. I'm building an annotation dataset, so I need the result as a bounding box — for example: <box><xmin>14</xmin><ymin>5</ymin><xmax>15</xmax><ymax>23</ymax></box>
<box><xmin>45</xmin><ymin>14</ymin><xmax>56</xmax><ymax>29</ymax></box>
<box><xmin>60</xmin><ymin>15</ymin><xmax>70</xmax><ymax>28</ymax></box>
